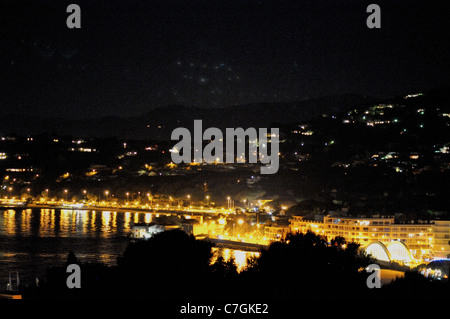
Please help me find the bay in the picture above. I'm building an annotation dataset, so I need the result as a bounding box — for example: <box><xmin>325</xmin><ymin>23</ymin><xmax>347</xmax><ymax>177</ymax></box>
<box><xmin>0</xmin><ymin>208</ymin><xmax>256</xmax><ymax>288</ymax></box>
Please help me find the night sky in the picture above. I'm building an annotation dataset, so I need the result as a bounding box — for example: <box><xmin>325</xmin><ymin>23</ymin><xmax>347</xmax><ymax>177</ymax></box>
<box><xmin>1</xmin><ymin>0</ymin><xmax>449</xmax><ymax>119</ymax></box>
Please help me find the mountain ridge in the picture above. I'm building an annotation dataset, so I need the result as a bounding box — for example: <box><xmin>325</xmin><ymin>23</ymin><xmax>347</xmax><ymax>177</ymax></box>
<box><xmin>0</xmin><ymin>94</ymin><xmax>380</xmax><ymax>140</ymax></box>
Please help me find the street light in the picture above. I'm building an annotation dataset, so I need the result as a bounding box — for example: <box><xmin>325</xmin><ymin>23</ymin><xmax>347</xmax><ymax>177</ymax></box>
<box><xmin>126</xmin><ymin>192</ymin><xmax>129</xmax><ymax>202</ymax></box>
<box><xmin>187</xmin><ymin>194</ymin><xmax>191</xmax><ymax>207</ymax></box>
<box><xmin>8</xmin><ymin>187</ymin><xmax>12</xmax><ymax>199</ymax></box>
<box><xmin>64</xmin><ymin>189</ymin><xmax>68</xmax><ymax>201</ymax></box>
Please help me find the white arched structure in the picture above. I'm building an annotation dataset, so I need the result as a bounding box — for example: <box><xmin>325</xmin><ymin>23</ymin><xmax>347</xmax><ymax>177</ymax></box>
<box><xmin>365</xmin><ymin>241</ymin><xmax>414</xmax><ymax>264</ymax></box>
<box><xmin>387</xmin><ymin>241</ymin><xmax>414</xmax><ymax>264</ymax></box>
<box><xmin>365</xmin><ymin>242</ymin><xmax>391</xmax><ymax>262</ymax></box>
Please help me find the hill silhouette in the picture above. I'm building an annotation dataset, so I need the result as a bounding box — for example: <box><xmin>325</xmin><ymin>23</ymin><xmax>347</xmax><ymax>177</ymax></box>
<box><xmin>0</xmin><ymin>94</ymin><xmax>373</xmax><ymax>140</ymax></box>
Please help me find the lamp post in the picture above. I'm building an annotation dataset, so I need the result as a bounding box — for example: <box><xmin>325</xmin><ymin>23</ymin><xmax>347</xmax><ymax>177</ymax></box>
<box><xmin>64</xmin><ymin>189</ymin><xmax>68</xmax><ymax>201</ymax></box>
<box><xmin>8</xmin><ymin>187</ymin><xmax>12</xmax><ymax>199</ymax></box>
<box><xmin>147</xmin><ymin>193</ymin><xmax>151</xmax><ymax>207</ymax></box>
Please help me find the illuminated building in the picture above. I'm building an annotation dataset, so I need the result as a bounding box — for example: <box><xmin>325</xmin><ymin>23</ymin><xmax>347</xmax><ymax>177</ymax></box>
<box><xmin>131</xmin><ymin>223</ymin><xmax>179</xmax><ymax>239</ymax></box>
<box><xmin>433</xmin><ymin>220</ymin><xmax>450</xmax><ymax>259</ymax></box>
<box><xmin>264</xmin><ymin>224</ymin><xmax>290</xmax><ymax>242</ymax></box>
<box><xmin>289</xmin><ymin>215</ymin><xmax>450</xmax><ymax>264</ymax></box>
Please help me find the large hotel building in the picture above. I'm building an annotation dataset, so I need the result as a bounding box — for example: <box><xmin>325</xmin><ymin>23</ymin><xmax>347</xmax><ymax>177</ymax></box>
<box><xmin>267</xmin><ymin>215</ymin><xmax>450</xmax><ymax>265</ymax></box>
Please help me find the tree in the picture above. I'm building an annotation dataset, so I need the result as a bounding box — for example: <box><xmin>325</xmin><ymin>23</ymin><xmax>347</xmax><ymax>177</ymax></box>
<box><xmin>241</xmin><ymin>231</ymin><xmax>372</xmax><ymax>297</ymax></box>
<box><xmin>210</xmin><ymin>256</ymin><xmax>238</xmax><ymax>280</ymax></box>
<box><xmin>66</xmin><ymin>250</ymin><xmax>79</xmax><ymax>266</ymax></box>
<box><xmin>117</xmin><ymin>229</ymin><xmax>213</xmax><ymax>297</ymax></box>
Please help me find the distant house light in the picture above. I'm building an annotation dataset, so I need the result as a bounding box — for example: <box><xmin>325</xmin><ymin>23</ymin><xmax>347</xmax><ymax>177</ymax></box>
<box><xmin>404</xmin><ymin>93</ymin><xmax>423</xmax><ymax>99</ymax></box>
<box><xmin>6</xmin><ymin>168</ymin><xmax>34</xmax><ymax>172</ymax></box>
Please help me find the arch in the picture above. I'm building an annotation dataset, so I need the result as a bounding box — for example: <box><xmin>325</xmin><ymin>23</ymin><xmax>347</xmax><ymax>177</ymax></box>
<box><xmin>365</xmin><ymin>241</ymin><xmax>391</xmax><ymax>262</ymax></box>
<box><xmin>387</xmin><ymin>241</ymin><xmax>414</xmax><ymax>264</ymax></box>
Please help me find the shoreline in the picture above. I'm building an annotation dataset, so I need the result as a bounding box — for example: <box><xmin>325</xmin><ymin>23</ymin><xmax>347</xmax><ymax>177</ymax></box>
<box><xmin>0</xmin><ymin>204</ymin><xmax>269</xmax><ymax>251</ymax></box>
<box><xmin>0</xmin><ymin>203</ymin><xmax>214</xmax><ymax>216</ymax></box>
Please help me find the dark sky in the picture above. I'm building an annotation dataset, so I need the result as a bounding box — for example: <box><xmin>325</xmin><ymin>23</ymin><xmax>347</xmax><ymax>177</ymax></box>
<box><xmin>1</xmin><ymin>0</ymin><xmax>449</xmax><ymax>119</ymax></box>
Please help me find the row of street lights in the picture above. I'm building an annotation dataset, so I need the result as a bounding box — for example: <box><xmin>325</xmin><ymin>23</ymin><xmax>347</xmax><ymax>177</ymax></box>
<box><xmin>3</xmin><ymin>187</ymin><xmax>235</xmax><ymax>210</ymax></box>
<box><xmin>3</xmin><ymin>187</ymin><xmax>34</xmax><ymax>199</ymax></box>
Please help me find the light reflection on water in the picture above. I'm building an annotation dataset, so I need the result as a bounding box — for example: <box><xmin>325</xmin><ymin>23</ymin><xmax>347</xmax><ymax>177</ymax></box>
<box><xmin>211</xmin><ymin>248</ymin><xmax>260</xmax><ymax>273</ymax></box>
<box><xmin>0</xmin><ymin>208</ymin><xmax>136</xmax><ymax>285</ymax></box>
<box><xmin>0</xmin><ymin>209</ymin><xmax>256</xmax><ymax>286</ymax></box>
<box><xmin>1</xmin><ymin>209</ymin><xmax>136</xmax><ymax>238</ymax></box>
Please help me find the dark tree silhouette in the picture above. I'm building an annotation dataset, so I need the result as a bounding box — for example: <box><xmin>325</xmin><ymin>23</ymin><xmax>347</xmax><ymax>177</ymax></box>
<box><xmin>66</xmin><ymin>250</ymin><xmax>79</xmax><ymax>266</ymax></box>
<box><xmin>117</xmin><ymin>229</ymin><xmax>214</xmax><ymax>297</ymax></box>
<box><xmin>239</xmin><ymin>231</ymin><xmax>373</xmax><ymax>298</ymax></box>
<box><xmin>23</xmin><ymin>230</ymin><xmax>448</xmax><ymax>300</ymax></box>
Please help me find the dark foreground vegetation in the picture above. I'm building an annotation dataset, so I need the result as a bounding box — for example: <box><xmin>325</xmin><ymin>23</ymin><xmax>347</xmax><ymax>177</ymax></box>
<box><xmin>19</xmin><ymin>230</ymin><xmax>449</xmax><ymax>299</ymax></box>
